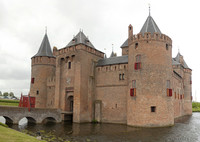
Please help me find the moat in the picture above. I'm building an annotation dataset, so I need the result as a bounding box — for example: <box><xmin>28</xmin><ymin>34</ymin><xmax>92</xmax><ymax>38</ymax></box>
<box><xmin>1</xmin><ymin>113</ymin><xmax>200</xmax><ymax>142</ymax></box>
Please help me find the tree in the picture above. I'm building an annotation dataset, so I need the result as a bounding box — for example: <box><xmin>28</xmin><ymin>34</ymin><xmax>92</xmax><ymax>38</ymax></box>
<box><xmin>0</xmin><ymin>91</ymin><xmax>2</xmax><ymax>96</ymax></box>
<box><xmin>9</xmin><ymin>92</ymin><xmax>14</xmax><ymax>97</ymax></box>
<box><xmin>3</xmin><ymin>92</ymin><xmax>9</xmax><ymax>97</ymax></box>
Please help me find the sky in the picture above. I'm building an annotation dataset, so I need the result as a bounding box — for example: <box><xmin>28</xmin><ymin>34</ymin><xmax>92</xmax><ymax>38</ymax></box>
<box><xmin>0</xmin><ymin>0</ymin><xmax>199</xmax><ymax>101</ymax></box>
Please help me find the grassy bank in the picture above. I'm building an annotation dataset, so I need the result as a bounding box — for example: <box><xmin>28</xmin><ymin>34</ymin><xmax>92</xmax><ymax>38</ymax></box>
<box><xmin>0</xmin><ymin>124</ymin><xmax>45</xmax><ymax>142</ymax></box>
<box><xmin>192</xmin><ymin>102</ymin><xmax>200</xmax><ymax>112</ymax></box>
<box><xmin>0</xmin><ymin>99</ymin><xmax>19</xmax><ymax>106</ymax></box>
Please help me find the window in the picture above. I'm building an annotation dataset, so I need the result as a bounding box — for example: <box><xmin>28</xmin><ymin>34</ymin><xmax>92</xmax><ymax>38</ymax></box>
<box><xmin>119</xmin><ymin>74</ymin><xmax>122</xmax><ymax>80</ymax></box>
<box><xmin>31</xmin><ymin>78</ymin><xmax>35</xmax><ymax>84</ymax></box>
<box><xmin>135</xmin><ymin>43</ymin><xmax>138</xmax><ymax>49</ymax></box>
<box><xmin>36</xmin><ymin>90</ymin><xmax>39</xmax><ymax>95</ymax></box>
<box><xmin>130</xmin><ymin>80</ymin><xmax>136</xmax><ymax>97</ymax></box>
<box><xmin>166</xmin><ymin>80</ymin><xmax>170</xmax><ymax>88</ymax></box>
<box><xmin>166</xmin><ymin>80</ymin><xmax>172</xmax><ymax>97</ymax></box>
<box><xmin>132</xmin><ymin>80</ymin><xmax>136</xmax><ymax>88</ymax></box>
<box><xmin>122</xmin><ymin>73</ymin><xmax>125</xmax><ymax>80</ymax></box>
<box><xmin>151</xmin><ymin>106</ymin><xmax>156</xmax><ymax>112</ymax></box>
<box><xmin>135</xmin><ymin>55</ymin><xmax>141</xmax><ymax>70</ymax></box>
<box><xmin>166</xmin><ymin>44</ymin><xmax>168</xmax><ymax>50</ymax></box>
<box><xmin>68</xmin><ymin>62</ymin><xmax>71</xmax><ymax>69</ymax></box>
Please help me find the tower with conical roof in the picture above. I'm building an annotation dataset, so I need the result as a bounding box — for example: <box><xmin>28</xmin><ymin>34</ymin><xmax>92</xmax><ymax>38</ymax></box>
<box><xmin>30</xmin><ymin>32</ymin><xmax>56</xmax><ymax>108</ymax></box>
<box><xmin>127</xmin><ymin>10</ymin><xmax>174</xmax><ymax>127</ymax></box>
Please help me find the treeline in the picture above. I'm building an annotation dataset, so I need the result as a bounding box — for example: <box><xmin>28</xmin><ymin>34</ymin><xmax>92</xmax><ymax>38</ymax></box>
<box><xmin>0</xmin><ymin>91</ymin><xmax>15</xmax><ymax>97</ymax></box>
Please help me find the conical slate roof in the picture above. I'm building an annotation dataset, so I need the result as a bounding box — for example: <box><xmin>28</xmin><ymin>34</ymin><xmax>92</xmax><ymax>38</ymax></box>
<box><xmin>173</xmin><ymin>52</ymin><xmax>189</xmax><ymax>68</ymax></box>
<box><xmin>140</xmin><ymin>15</ymin><xmax>161</xmax><ymax>35</ymax></box>
<box><xmin>33</xmin><ymin>34</ymin><xmax>54</xmax><ymax>58</ymax></box>
<box><xmin>66</xmin><ymin>31</ymin><xmax>95</xmax><ymax>48</ymax></box>
<box><xmin>120</xmin><ymin>39</ymin><xmax>128</xmax><ymax>48</ymax></box>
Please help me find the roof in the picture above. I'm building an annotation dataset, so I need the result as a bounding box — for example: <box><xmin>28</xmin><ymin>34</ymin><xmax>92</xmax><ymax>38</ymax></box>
<box><xmin>66</xmin><ymin>31</ymin><xmax>95</xmax><ymax>48</ymax></box>
<box><xmin>140</xmin><ymin>15</ymin><xmax>161</xmax><ymax>35</ymax></box>
<box><xmin>173</xmin><ymin>52</ymin><xmax>189</xmax><ymax>68</ymax></box>
<box><xmin>32</xmin><ymin>34</ymin><xmax>54</xmax><ymax>58</ymax></box>
<box><xmin>120</xmin><ymin>39</ymin><xmax>128</xmax><ymax>48</ymax></box>
<box><xmin>97</xmin><ymin>55</ymin><xmax>128</xmax><ymax>66</ymax></box>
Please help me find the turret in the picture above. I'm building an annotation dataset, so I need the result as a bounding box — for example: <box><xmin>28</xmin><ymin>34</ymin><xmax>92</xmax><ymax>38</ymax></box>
<box><xmin>127</xmin><ymin>13</ymin><xmax>174</xmax><ymax>127</ymax></box>
<box><xmin>30</xmin><ymin>33</ymin><xmax>56</xmax><ymax>108</ymax></box>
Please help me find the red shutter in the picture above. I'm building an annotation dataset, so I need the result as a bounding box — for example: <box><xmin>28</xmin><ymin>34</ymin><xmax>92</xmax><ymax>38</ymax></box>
<box><xmin>31</xmin><ymin>78</ymin><xmax>35</xmax><ymax>84</ymax></box>
<box><xmin>169</xmin><ymin>89</ymin><xmax>172</xmax><ymax>97</ymax></box>
<box><xmin>133</xmin><ymin>88</ymin><xmax>136</xmax><ymax>97</ymax></box>
<box><xmin>130</xmin><ymin>88</ymin><xmax>134</xmax><ymax>96</ymax></box>
<box><xmin>134</xmin><ymin>63</ymin><xmax>137</xmax><ymax>70</ymax></box>
<box><xmin>167</xmin><ymin>89</ymin><xmax>169</xmax><ymax>96</ymax></box>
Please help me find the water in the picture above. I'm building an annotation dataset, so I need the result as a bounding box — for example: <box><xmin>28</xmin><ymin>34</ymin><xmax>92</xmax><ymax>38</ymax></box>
<box><xmin>1</xmin><ymin>113</ymin><xmax>200</xmax><ymax>142</ymax></box>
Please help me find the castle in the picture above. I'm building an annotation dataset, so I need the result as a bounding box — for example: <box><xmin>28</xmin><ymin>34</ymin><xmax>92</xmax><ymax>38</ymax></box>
<box><xmin>29</xmin><ymin>13</ymin><xmax>192</xmax><ymax>127</ymax></box>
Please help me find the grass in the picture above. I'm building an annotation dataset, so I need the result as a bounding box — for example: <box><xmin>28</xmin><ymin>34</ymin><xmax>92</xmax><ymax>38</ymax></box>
<box><xmin>192</xmin><ymin>102</ymin><xmax>200</xmax><ymax>112</ymax></box>
<box><xmin>0</xmin><ymin>125</ymin><xmax>45</xmax><ymax>142</ymax></box>
<box><xmin>0</xmin><ymin>99</ymin><xmax>19</xmax><ymax>107</ymax></box>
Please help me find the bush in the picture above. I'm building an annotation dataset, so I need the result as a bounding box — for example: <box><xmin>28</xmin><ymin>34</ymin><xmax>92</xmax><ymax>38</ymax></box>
<box><xmin>192</xmin><ymin>102</ymin><xmax>200</xmax><ymax>112</ymax></box>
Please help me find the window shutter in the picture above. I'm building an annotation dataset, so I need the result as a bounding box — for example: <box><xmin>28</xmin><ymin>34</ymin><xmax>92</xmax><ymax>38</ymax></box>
<box><xmin>31</xmin><ymin>78</ymin><xmax>35</xmax><ymax>84</ymax></box>
<box><xmin>169</xmin><ymin>89</ymin><xmax>172</xmax><ymax>97</ymax></box>
<box><xmin>134</xmin><ymin>63</ymin><xmax>137</xmax><ymax>70</ymax></box>
<box><xmin>134</xmin><ymin>88</ymin><xmax>136</xmax><ymax>97</ymax></box>
<box><xmin>130</xmin><ymin>88</ymin><xmax>134</xmax><ymax>96</ymax></box>
<box><xmin>167</xmin><ymin>89</ymin><xmax>169</xmax><ymax>96</ymax></box>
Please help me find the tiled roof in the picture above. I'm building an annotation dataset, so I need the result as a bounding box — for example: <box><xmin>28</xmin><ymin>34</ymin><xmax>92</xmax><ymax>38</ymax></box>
<box><xmin>33</xmin><ymin>34</ymin><xmax>54</xmax><ymax>58</ymax></box>
<box><xmin>66</xmin><ymin>31</ymin><xmax>95</xmax><ymax>48</ymax></box>
<box><xmin>97</xmin><ymin>55</ymin><xmax>128</xmax><ymax>66</ymax></box>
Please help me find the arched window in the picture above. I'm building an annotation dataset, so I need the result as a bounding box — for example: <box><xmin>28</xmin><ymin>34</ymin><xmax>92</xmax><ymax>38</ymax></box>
<box><xmin>135</xmin><ymin>55</ymin><xmax>141</xmax><ymax>70</ymax></box>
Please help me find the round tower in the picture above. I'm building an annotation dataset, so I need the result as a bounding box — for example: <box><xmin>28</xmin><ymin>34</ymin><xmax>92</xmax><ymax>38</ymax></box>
<box><xmin>183</xmin><ymin>68</ymin><xmax>192</xmax><ymax>115</ymax></box>
<box><xmin>127</xmin><ymin>14</ymin><xmax>174</xmax><ymax>127</ymax></box>
<box><xmin>30</xmin><ymin>33</ymin><xmax>56</xmax><ymax>108</ymax></box>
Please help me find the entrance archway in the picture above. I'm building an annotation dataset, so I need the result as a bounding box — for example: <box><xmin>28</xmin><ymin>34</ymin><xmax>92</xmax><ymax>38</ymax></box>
<box><xmin>65</xmin><ymin>96</ymin><xmax>73</xmax><ymax>112</ymax></box>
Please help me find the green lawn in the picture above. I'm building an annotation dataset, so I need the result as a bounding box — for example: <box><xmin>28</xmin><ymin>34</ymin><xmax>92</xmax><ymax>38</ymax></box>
<box><xmin>192</xmin><ymin>102</ymin><xmax>200</xmax><ymax>112</ymax></box>
<box><xmin>0</xmin><ymin>124</ymin><xmax>45</xmax><ymax>142</ymax></box>
<box><xmin>0</xmin><ymin>99</ymin><xmax>19</xmax><ymax>107</ymax></box>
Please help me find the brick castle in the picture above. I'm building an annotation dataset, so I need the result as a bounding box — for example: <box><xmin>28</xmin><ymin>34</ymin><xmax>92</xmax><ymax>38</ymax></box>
<box><xmin>29</xmin><ymin>13</ymin><xmax>192</xmax><ymax>127</ymax></box>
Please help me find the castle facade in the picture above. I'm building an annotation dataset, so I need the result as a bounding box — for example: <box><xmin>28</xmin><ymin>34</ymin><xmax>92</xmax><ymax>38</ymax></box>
<box><xmin>30</xmin><ymin>14</ymin><xmax>192</xmax><ymax>127</ymax></box>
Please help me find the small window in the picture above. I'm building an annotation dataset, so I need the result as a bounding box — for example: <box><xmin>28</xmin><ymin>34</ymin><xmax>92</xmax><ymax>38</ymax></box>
<box><xmin>135</xmin><ymin>55</ymin><xmax>141</xmax><ymax>70</ymax></box>
<box><xmin>68</xmin><ymin>62</ymin><xmax>71</xmax><ymax>69</ymax></box>
<box><xmin>166</xmin><ymin>44</ymin><xmax>168</xmax><ymax>50</ymax></box>
<box><xmin>166</xmin><ymin>80</ymin><xmax>170</xmax><ymax>88</ymax></box>
<box><xmin>132</xmin><ymin>80</ymin><xmax>136</xmax><ymax>88</ymax></box>
<box><xmin>31</xmin><ymin>78</ymin><xmax>35</xmax><ymax>84</ymax></box>
<box><xmin>129</xmin><ymin>27</ymin><xmax>132</xmax><ymax>30</ymax></box>
<box><xmin>135</xmin><ymin>43</ymin><xmax>138</xmax><ymax>49</ymax></box>
<box><xmin>151</xmin><ymin>106</ymin><xmax>156</xmax><ymax>112</ymax></box>
<box><xmin>122</xmin><ymin>73</ymin><xmax>125</xmax><ymax>80</ymax></box>
<box><xmin>36</xmin><ymin>90</ymin><xmax>39</xmax><ymax>95</ymax></box>
<box><xmin>119</xmin><ymin>74</ymin><xmax>122</xmax><ymax>80</ymax></box>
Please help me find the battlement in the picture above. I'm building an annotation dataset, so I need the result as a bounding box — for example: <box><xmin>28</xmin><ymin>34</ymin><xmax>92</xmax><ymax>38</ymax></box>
<box><xmin>97</xmin><ymin>63</ymin><xmax>128</xmax><ymax>72</ymax></box>
<box><xmin>47</xmin><ymin>76</ymin><xmax>56</xmax><ymax>86</ymax></box>
<box><xmin>54</xmin><ymin>44</ymin><xmax>104</xmax><ymax>58</ymax></box>
<box><xmin>129</xmin><ymin>32</ymin><xmax>172</xmax><ymax>45</ymax></box>
<box><xmin>32</xmin><ymin>56</ymin><xmax>56</xmax><ymax>66</ymax></box>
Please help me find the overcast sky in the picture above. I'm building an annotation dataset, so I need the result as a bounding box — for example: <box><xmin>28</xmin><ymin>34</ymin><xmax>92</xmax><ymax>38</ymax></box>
<box><xmin>0</xmin><ymin>0</ymin><xmax>199</xmax><ymax>101</ymax></box>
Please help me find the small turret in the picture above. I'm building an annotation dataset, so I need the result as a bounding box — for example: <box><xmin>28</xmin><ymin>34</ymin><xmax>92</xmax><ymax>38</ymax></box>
<box><xmin>30</xmin><ymin>32</ymin><xmax>56</xmax><ymax>108</ymax></box>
